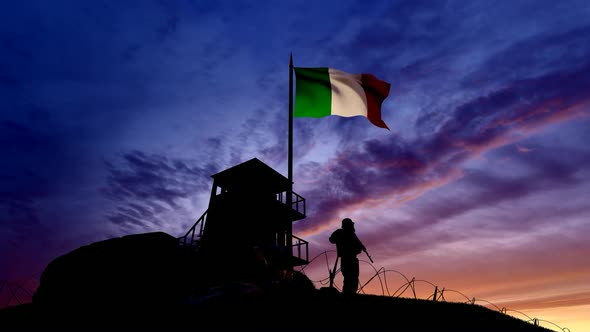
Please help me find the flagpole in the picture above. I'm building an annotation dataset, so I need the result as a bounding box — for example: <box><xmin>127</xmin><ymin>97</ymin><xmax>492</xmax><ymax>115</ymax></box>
<box><xmin>288</xmin><ymin>53</ymin><xmax>293</xmax><ymax>188</ymax></box>
<box><xmin>286</xmin><ymin>53</ymin><xmax>294</xmax><ymax>267</ymax></box>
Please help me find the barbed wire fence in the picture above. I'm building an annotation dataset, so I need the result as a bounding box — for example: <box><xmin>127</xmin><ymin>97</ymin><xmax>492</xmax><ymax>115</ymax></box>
<box><xmin>0</xmin><ymin>272</ymin><xmax>41</xmax><ymax>308</ymax></box>
<box><xmin>297</xmin><ymin>250</ymin><xmax>571</xmax><ymax>332</ymax></box>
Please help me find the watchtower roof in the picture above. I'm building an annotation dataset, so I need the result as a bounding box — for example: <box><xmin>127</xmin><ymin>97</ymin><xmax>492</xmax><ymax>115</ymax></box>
<box><xmin>211</xmin><ymin>158</ymin><xmax>291</xmax><ymax>193</ymax></box>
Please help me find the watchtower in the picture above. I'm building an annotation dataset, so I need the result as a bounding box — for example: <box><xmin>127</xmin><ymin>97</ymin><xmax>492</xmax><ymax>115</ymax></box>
<box><xmin>179</xmin><ymin>158</ymin><xmax>308</xmax><ymax>283</ymax></box>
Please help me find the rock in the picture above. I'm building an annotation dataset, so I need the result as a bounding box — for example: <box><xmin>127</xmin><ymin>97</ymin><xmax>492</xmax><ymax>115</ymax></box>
<box><xmin>32</xmin><ymin>232</ymin><xmax>197</xmax><ymax>307</ymax></box>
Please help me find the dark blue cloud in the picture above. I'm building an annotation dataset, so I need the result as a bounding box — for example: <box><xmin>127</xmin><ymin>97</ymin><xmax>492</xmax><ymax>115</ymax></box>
<box><xmin>0</xmin><ymin>0</ymin><xmax>243</xmax><ymax>259</ymax></box>
<box><xmin>0</xmin><ymin>112</ymin><xmax>70</xmax><ymax>230</ymax></box>
<box><xmin>463</xmin><ymin>24</ymin><xmax>590</xmax><ymax>88</ymax></box>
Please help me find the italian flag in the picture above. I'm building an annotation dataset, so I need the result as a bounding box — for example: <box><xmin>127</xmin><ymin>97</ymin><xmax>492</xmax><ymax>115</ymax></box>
<box><xmin>293</xmin><ymin>67</ymin><xmax>391</xmax><ymax>129</ymax></box>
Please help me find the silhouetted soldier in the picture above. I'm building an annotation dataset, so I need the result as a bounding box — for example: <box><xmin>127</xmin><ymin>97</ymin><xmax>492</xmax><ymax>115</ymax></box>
<box><xmin>329</xmin><ymin>218</ymin><xmax>366</xmax><ymax>295</ymax></box>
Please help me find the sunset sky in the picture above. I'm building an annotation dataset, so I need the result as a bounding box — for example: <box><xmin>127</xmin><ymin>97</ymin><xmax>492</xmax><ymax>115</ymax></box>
<box><xmin>1</xmin><ymin>0</ymin><xmax>590</xmax><ymax>330</ymax></box>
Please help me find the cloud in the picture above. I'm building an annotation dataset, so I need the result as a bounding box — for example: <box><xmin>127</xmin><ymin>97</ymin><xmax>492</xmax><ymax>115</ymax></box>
<box><xmin>0</xmin><ymin>169</ymin><xmax>57</xmax><ymax>279</ymax></box>
<box><xmin>0</xmin><ymin>115</ymin><xmax>66</xmax><ymax>237</ymax></box>
<box><xmin>497</xmin><ymin>291</ymin><xmax>590</xmax><ymax>310</ymax></box>
<box><xmin>516</xmin><ymin>146</ymin><xmax>532</xmax><ymax>153</ymax></box>
<box><xmin>294</xmin><ymin>60</ymin><xmax>590</xmax><ymax>238</ymax></box>
<box><xmin>463</xmin><ymin>24</ymin><xmax>590</xmax><ymax>88</ymax></box>
<box><xmin>411</xmin><ymin>146</ymin><xmax>590</xmax><ymax>232</ymax></box>
<box><xmin>0</xmin><ymin>194</ymin><xmax>42</xmax><ymax>242</ymax></box>
<box><xmin>102</xmin><ymin>151</ymin><xmax>218</xmax><ymax>230</ymax></box>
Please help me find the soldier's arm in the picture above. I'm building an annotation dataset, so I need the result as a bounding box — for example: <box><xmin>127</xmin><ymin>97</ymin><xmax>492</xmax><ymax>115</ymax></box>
<box><xmin>329</xmin><ymin>231</ymin><xmax>338</xmax><ymax>243</ymax></box>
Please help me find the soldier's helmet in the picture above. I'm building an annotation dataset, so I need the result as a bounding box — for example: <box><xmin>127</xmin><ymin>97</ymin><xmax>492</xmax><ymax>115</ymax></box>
<box><xmin>342</xmin><ymin>218</ymin><xmax>354</xmax><ymax>228</ymax></box>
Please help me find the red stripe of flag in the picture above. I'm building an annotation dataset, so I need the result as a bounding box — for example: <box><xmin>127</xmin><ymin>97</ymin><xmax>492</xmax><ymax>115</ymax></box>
<box><xmin>360</xmin><ymin>74</ymin><xmax>391</xmax><ymax>130</ymax></box>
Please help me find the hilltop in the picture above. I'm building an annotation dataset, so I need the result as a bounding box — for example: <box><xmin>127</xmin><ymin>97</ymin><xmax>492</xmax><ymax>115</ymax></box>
<box><xmin>0</xmin><ymin>290</ymin><xmax>555</xmax><ymax>331</ymax></box>
<box><xmin>0</xmin><ymin>231</ymin><xmax>554</xmax><ymax>331</ymax></box>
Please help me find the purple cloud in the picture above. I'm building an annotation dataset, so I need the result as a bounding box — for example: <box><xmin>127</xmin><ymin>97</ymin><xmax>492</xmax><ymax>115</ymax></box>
<box><xmin>295</xmin><ymin>60</ymin><xmax>590</xmax><ymax>236</ymax></box>
<box><xmin>102</xmin><ymin>151</ymin><xmax>218</xmax><ymax>230</ymax></box>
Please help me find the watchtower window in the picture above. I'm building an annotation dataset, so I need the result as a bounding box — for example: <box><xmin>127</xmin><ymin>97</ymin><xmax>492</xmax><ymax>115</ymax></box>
<box><xmin>214</xmin><ymin>186</ymin><xmax>227</xmax><ymax>196</ymax></box>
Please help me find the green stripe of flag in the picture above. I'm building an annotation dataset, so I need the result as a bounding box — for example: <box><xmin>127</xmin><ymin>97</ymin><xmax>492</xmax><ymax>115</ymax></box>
<box><xmin>294</xmin><ymin>67</ymin><xmax>332</xmax><ymax>117</ymax></box>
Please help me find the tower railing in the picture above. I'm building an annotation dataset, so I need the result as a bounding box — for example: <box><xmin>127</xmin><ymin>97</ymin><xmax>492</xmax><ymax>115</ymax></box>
<box><xmin>276</xmin><ymin>190</ymin><xmax>306</xmax><ymax>216</ymax></box>
<box><xmin>291</xmin><ymin>234</ymin><xmax>309</xmax><ymax>264</ymax></box>
<box><xmin>178</xmin><ymin>209</ymin><xmax>208</xmax><ymax>248</ymax></box>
